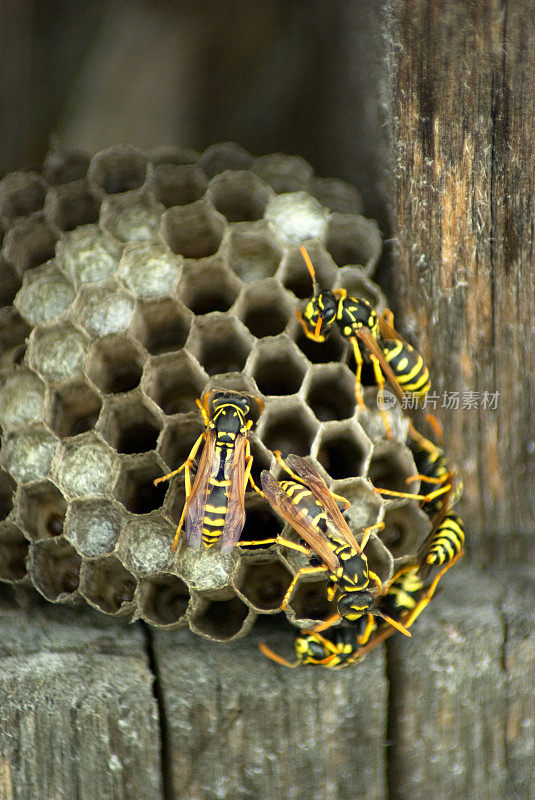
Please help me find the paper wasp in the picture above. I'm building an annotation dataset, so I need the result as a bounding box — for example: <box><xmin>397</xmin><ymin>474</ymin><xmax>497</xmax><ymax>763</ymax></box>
<box><xmin>154</xmin><ymin>388</ymin><xmax>264</xmax><ymax>551</ymax></box>
<box><xmin>240</xmin><ymin>453</ymin><xmax>411</xmax><ymax>636</ymax></box>
<box><xmin>296</xmin><ymin>246</ymin><xmax>430</xmax><ymax>436</ymax></box>
<box><xmin>259</xmin><ymin>625</ymin><xmax>368</xmax><ymax>669</ymax></box>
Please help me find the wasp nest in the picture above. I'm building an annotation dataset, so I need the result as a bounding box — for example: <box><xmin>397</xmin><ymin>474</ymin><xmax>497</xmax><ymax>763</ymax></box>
<box><xmin>0</xmin><ymin>141</ymin><xmax>432</xmax><ymax>641</ymax></box>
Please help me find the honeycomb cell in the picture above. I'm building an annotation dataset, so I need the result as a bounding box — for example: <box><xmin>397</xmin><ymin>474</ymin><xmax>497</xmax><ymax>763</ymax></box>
<box><xmin>116</xmin><ymin>512</ymin><xmax>174</xmax><ymax>576</ymax></box>
<box><xmin>138</xmin><ymin>574</ymin><xmax>190</xmax><ymax>627</ymax></box>
<box><xmin>151</xmin><ymin>164</ymin><xmax>208</xmax><ymax>208</ymax></box>
<box><xmin>246</xmin><ymin>439</ymin><xmax>273</xmax><ymax>494</ymax></box>
<box><xmin>236</xmin><ymin>279</ymin><xmax>295</xmax><ymax>338</ymax></box>
<box><xmin>304</xmin><ymin>363</ymin><xmax>356</xmax><ymax>421</ymax></box>
<box><xmin>14</xmin><ymin>265</ymin><xmax>76</xmax><ymax>325</ymax></box>
<box><xmin>0</xmin><ymin>309</ymin><xmax>30</xmax><ymax>369</ymax></box>
<box><xmin>162</xmin><ymin>199</ymin><xmax>225</xmax><ymax>259</ymax></box>
<box><xmin>0</xmin><ymin>523</ymin><xmax>29</xmax><ymax>582</ymax></box>
<box><xmin>284</xmin><ymin>572</ymin><xmax>336</xmax><ymax>626</ymax></box>
<box><xmin>253</xmin><ymin>153</ymin><xmax>314</xmax><ymax>193</ymax></box>
<box><xmin>331</xmin><ymin>476</ymin><xmax>382</xmax><ymax>532</ymax></box>
<box><xmin>314</xmin><ymin>421</ymin><xmax>371</xmax><ymax>479</ymax></box>
<box><xmin>190</xmin><ymin>594</ymin><xmax>253</xmax><ymax>641</ymax></box>
<box><xmin>258</xmin><ymin>401</ymin><xmax>317</xmax><ymax>456</ymax></box>
<box><xmin>0</xmin><ymin>172</ymin><xmax>47</xmax><ymax>224</ymax></box>
<box><xmin>156</xmin><ymin>413</ymin><xmax>204</xmax><ymax>479</ymax></box>
<box><xmin>368</xmin><ymin>441</ymin><xmax>417</xmax><ymax>495</ymax></box>
<box><xmin>326</xmin><ymin>213</ymin><xmax>382</xmax><ymax>274</ymax></box>
<box><xmin>80</xmin><ymin>556</ymin><xmax>136</xmax><ymax>615</ymax></box>
<box><xmin>86</xmin><ymin>335</ymin><xmax>145</xmax><ymax>394</ymax></box>
<box><xmin>335</xmin><ymin>267</ymin><xmax>385</xmax><ymax>310</ymax></box>
<box><xmin>88</xmin><ymin>145</ymin><xmax>148</xmax><ymax>194</ymax></box>
<box><xmin>0</xmin><ymin>256</ymin><xmax>21</xmax><ymax>306</ymax></box>
<box><xmin>356</xmin><ymin>387</ymin><xmax>408</xmax><ymax>444</ymax></box>
<box><xmin>53</xmin><ymin>433</ymin><xmax>119</xmax><ymax>498</ymax></box>
<box><xmin>114</xmin><ymin>453</ymin><xmax>168</xmax><ymax>515</ymax></box>
<box><xmin>1</xmin><ymin>424</ymin><xmax>58</xmax><ymax>483</ymax></box>
<box><xmin>178</xmin><ymin>260</ymin><xmax>241</xmax><ymax>315</ymax></box>
<box><xmin>280</xmin><ymin>242</ymin><xmax>338</xmax><ymax>299</ymax></box>
<box><xmin>64</xmin><ymin>497</ymin><xmax>128</xmax><ymax>558</ymax></box>
<box><xmin>247</xmin><ymin>336</ymin><xmax>307</xmax><ymax>396</ymax></box>
<box><xmin>29</xmin><ymin>536</ymin><xmax>81</xmax><ymax>600</ymax></box>
<box><xmin>130</xmin><ymin>297</ymin><xmax>191</xmax><ymax>355</ymax></box>
<box><xmin>187</xmin><ymin>314</ymin><xmax>253</xmax><ymax>376</ymax></box>
<box><xmin>43</xmin><ymin>145</ymin><xmax>90</xmax><ymax>185</ymax></box>
<box><xmin>381</xmin><ymin>500</ymin><xmax>431</xmax><ymax>559</ymax></box>
<box><xmin>294</xmin><ymin>325</ymin><xmax>347</xmax><ymax>365</ymax></box>
<box><xmin>0</xmin><ymin>468</ymin><xmax>16</xmax><ymax>521</ymax></box>
<box><xmin>56</xmin><ymin>225</ymin><xmax>122</xmax><ymax>284</ymax></box>
<box><xmin>16</xmin><ymin>480</ymin><xmax>67</xmax><ymax>540</ymax></box>
<box><xmin>264</xmin><ymin>191</ymin><xmax>329</xmax><ymax>245</ymax></box>
<box><xmin>47</xmin><ymin>379</ymin><xmax>102</xmax><ymax>438</ymax></box>
<box><xmin>44</xmin><ymin>180</ymin><xmax>100</xmax><ymax>231</ymax></box>
<box><xmin>76</xmin><ymin>282</ymin><xmax>135</xmax><ymax>337</ymax></box>
<box><xmin>227</xmin><ymin>221</ymin><xmax>283</xmax><ymax>282</ymax></box>
<box><xmin>100</xmin><ymin>193</ymin><xmax>162</xmax><ymax>242</ymax></box>
<box><xmin>207</xmin><ymin>171</ymin><xmax>272</xmax><ymax>223</ymax></box>
<box><xmin>234</xmin><ymin>555</ymin><xmax>292</xmax><ymax>612</ymax></box>
<box><xmin>359</xmin><ymin>533</ymin><xmax>394</xmax><ymax>586</ymax></box>
<box><xmin>117</xmin><ymin>242</ymin><xmax>182</xmax><ymax>298</ymax></box>
<box><xmin>143</xmin><ymin>351</ymin><xmax>207</xmax><ymax>416</ymax></box>
<box><xmin>0</xmin><ymin>369</ymin><xmax>45</xmax><ymax>431</ymax></box>
<box><xmin>148</xmin><ymin>144</ymin><xmax>200</xmax><ymax>167</ymax></box>
<box><xmin>28</xmin><ymin>322</ymin><xmax>90</xmax><ymax>382</ymax></box>
<box><xmin>200</xmin><ymin>142</ymin><xmax>253</xmax><ymax>177</ymax></box>
<box><xmin>2</xmin><ymin>215</ymin><xmax>57</xmax><ymax>274</ymax></box>
<box><xmin>98</xmin><ymin>394</ymin><xmax>162</xmax><ymax>454</ymax></box>
<box><xmin>312</xmin><ymin>176</ymin><xmax>363</xmax><ymax>215</ymax></box>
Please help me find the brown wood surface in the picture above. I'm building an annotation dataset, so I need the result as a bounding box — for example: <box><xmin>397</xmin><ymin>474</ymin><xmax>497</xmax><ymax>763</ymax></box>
<box><xmin>387</xmin><ymin>0</ymin><xmax>535</xmax><ymax>561</ymax></box>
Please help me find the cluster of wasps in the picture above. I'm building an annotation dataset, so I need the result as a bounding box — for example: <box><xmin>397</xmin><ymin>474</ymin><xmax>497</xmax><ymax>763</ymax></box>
<box><xmin>155</xmin><ymin>247</ymin><xmax>465</xmax><ymax>668</ymax></box>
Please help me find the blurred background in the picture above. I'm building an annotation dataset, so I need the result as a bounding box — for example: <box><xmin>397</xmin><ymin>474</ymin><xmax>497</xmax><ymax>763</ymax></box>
<box><xmin>0</xmin><ymin>0</ymin><xmax>391</xmax><ymax>235</ymax></box>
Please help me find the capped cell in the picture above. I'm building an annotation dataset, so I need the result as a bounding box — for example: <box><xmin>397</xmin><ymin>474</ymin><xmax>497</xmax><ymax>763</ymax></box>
<box><xmin>75</xmin><ymin>282</ymin><xmax>135</xmax><ymax>337</ymax></box>
<box><xmin>88</xmin><ymin>145</ymin><xmax>148</xmax><ymax>194</ymax></box>
<box><xmin>118</xmin><ymin>241</ymin><xmax>181</xmax><ymax>298</ymax></box>
<box><xmin>28</xmin><ymin>322</ymin><xmax>89</xmax><ymax>382</ymax></box>
<box><xmin>65</xmin><ymin>496</ymin><xmax>128</xmax><ymax>558</ymax></box>
<box><xmin>264</xmin><ymin>191</ymin><xmax>329</xmax><ymax>246</ymax></box>
<box><xmin>1</xmin><ymin>423</ymin><xmax>59</xmax><ymax>484</ymax></box>
<box><xmin>56</xmin><ymin>224</ymin><xmax>122</xmax><ymax>284</ymax></box>
<box><xmin>16</xmin><ymin>480</ymin><xmax>67</xmax><ymax>540</ymax></box>
<box><xmin>116</xmin><ymin>511</ymin><xmax>174</xmax><ymax>576</ymax></box>
<box><xmin>80</xmin><ymin>555</ymin><xmax>137</xmax><ymax>615</ymax></box>
<box><xmin>46</xmin><ymin>378</ymin><xmax>102</xmax><ymax>438</ymax></box>
<box><xmin>53</xmin><ymin>432</ymin><xmax>119</xmax><ymax>498</ymax></box>
<box><xmin>130</xmin><ymin>297</ymin><xmax>191</xmax><ymax>355</ymax></box>
<box><xmin>0</xmin><ymin>369</ymin><xmax>45</xmax><ymax>431</ymax></box>
<box><xmin>14</xmin><ymin>264</ymin><xmax>76</xmax><ymax>325</ymax></box>
<box><xmin>44</xmin><ymin>180</ymin><xmax>100</xmax><ymax>231</ymax></box>
<box><xmin>138</xmin><ymin>574</ymin><xmax>190</xmax><ymax>627</ymax></box>
<box><xmin>100</xmin><ymin>193</ymin><xmax>162</xmax><ymax>242</ymax></box>
<box><xmin>151</xmin><ymin>163</ymin><xmax>208</xmax><ymax>208</ymax></box>
<box><xmin>162</xmin><ymin>199</ymin><xmax>225</xmax><ymax>259</ymax></box>
<box><xmin>86</xmin><ymin>334</ymin><xmax>145</xmax><ymax>394</ymax></box>
<box><xmin>29</xmin><ymin>536</ymin><xmax>81</xmax><ymax>601</ymax></box>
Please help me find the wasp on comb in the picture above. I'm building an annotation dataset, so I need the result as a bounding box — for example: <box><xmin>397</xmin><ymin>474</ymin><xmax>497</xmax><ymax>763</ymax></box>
<box><xmin>154</xmin><ymin>389</ymin><xmax>264</xmax><ymax>551</ymax></box>
<box><xmin>259</xmin><ymin>626</ymin><xmax>366</xmax><ymax>670</ymax></box>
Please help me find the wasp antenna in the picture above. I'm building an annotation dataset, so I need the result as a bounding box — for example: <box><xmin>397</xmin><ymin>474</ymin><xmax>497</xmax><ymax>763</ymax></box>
<box><xmin>299</xmin><ymin>246</ymin><xmax>320</xmax><ymax>296</ymax></box>
<box><xmin>374</xmin><ymin>610</ymin><xmax>412</xmax><ymax>637</ymax></box>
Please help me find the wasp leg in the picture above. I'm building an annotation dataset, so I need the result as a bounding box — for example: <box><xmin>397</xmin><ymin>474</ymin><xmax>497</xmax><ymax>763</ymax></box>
<box><xmin>281</xmin><ymin>565</ymin><xmax>328</xmax><ymax>610</ymax></box>
<box><xmin>237</xmin><ymin>535</ymin><xmax>311</xmax><ymax>552</ymax></box>
<box><xmin>349</xmin><ymin>337</ymin><xmax>367</xmax><ymax>411</ymax></box>
<box><xmin>311</xmin><ymin>613</ymin><xmax>342</xmax><ymax>633</ymax></box>
<box><xmin>154</xmin><ymin>431</ymin><xmax>205</xmax><ymax>486</ymax></box>
<box><xmin>404</xmin><ymin>549</ymin><xmax>464</xmax><ymax>628</ymax></box>
<box><xmin>258</xmin><ymin>642</ymin><xmax>300</xmax><ymax>668</ymax></box>
<box><xmin>382</xmin><ymin>308</ymin><xmax>395</xmax><ymax>328</ymax></box>
<box><xmin>374</xmin><ymin>483</ymin><xmax>451</xmax><ymax>503</ymax></box>
<box><xmin>369</xmin><ymin>353</ymin><xmax>393</xmax><ymax>439</ymax></box>
<box><xmin>359</xmin><ymin>521</ymin><xmax>385</xmax><ymax>550</ymax></box>
<box><xmin>407</xmin><ymin>421</ymin><xmax>442</xmax><ymax>457</ymax></box>
<box><xmin>243</xmin><ymin>441</ymin><xmax>265</xmax><ymax>498</ymax></box>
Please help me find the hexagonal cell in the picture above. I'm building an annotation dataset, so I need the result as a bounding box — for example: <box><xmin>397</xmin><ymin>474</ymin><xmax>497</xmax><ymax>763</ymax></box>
<box><xmin>187</xmin><ymin>314</ymin><xmax>253</xmax><ymax>376</ymax></box>
<box><xmin>116</xmin><ymin>511</ymin><xmax>174</xmax><ymax>576</ymax></box>
<box><xmin>246</xmin><ymin>438</ymin><xmax>273</xmax><ymax>494</ymax></box>
<box><xmin>98</xmin><ymin>394</ymin><xmax>162</xmax><ymax>454</ymax></box>
<box><xmin>253</xmin><ymin>153</ymin><xmax>314</xmax><ymax>193</ymax></box>
<box><xmin>227</xmin><ymin>221</ymin><xmax>283</xmax><ymax>283</ymax></box>
<box><xmin>2</xmin><ymin>215</ymin><xmax>57</xmax><ymax>274</ymax></box>
<box><xmin>284</xmin><ymin>572</ymin><xmax>337</xmax><ymax>626</ymax></box>
<box><xmin>0</xmin><ymin>308</ymin><xmax>30</xmax><ymax>369</ymax></box>
<box><xmin>29</xmin><ymin>536</ymin><xmax>81</xmax><ymax>601</ymax></box>
<box><xmin>326</xmin><ymin>214</ymin><xmax>382</xmax><ymax>274</ymax></box>
<box><xmin>206</xmin><ymin>171</ymin><xmax>272</xmax><ymax>223</ymax></box>
<box><xmin>0</xmin><ymin>172</ymin><xmax>47</xmax><ymax>223</ymax></box>
<box><xmin>156</xmin><ymin>413</ymin><xmax>205</xmax><ymax>479</ymax></box>
<box><xmin>304</xmin><ymin>363</ymin><xmax>356</xmax><ymax>421</ymax></box>
<box><xmin>177</xmin><ymin>260</ymin><xmax>241</xmax><ymax>315</ymax></box>
<box><xmin>76</xmin><ymin>282</ymin><xmax>135</xmax><ymax>337</ymax></box>
<box><xmin>355</xmin><ymin>387</ymin><xmax>408</xmax><ymax>444</ymax></box>
<box><xmin>43</xmin><ymin>144</ymin><xmax>90</xmax><ymax>185</ymax></box>
<box><xmin>258</xmin><ymin>400</ymin><xmax>317</xmax><ymax>456</ymax></box>
<box><xmin>335</xmin><ymin>267</ymin><xmax>385</xmax><ymax>310</ymax></box>
<box><xmin>234</xmin><ymin>554</ymin><xmax>292</xmax><ymax>612</ymax></box>
<box><xmin>381</xmin><ymin>501</ymin><xmax>431</xmax><ymax>560</ymax></box>
<box><xmin>247</xmin><ymin>336</ymin><xmax>307</xmax><ymax>396</ymax></box>
<box><xmin>14</xmin><ymin>264</ymin><xmax>76</xmax><ymax>325</ymax></box>
<box><xmin>237</xmin><ymin>492</ymin><xmax>282</xmax><ymax>551</ymax></box>
<box><xmin>88</xmin><ymin>145</ymin><xmax>148</xmax><ymax>194</ymax></box>
<box><xmin>56</xmin><ymin>224</ymin><xmax>122</xmax><ymax>284</ymax></box>
<box><xmin>47</xmin><ymin>379</ymin><xmax>102</xmax><ymax>438</ymax></box>
<box><xmin>44</xmin><ymin>180</ymin><xmax>100</xmax><ymax>231</ymax></box>
<box><xmin>1</xmin><ymin>423</ymin><xmax>59</xmax><ymax>484</ymax></box>
<box><xmin>236</xmin><ymin>279</ymin><xmax>295</xmax><ymax>338</ymax></box>
<box><xmin>162</xmin><ymin>199</ymin><xmax>225</xmax><ymax>259</ymax></box>
<box><xmin>138</xmin><ymin>574</ymin><xmax>190</xmax><ymax>627</ymax></box>
<box><xmin>264</xmin><ymin>191</ymin><xmax>329</xmax><ymax>245</ymax></box>
<box><xmin>200</xmin><ymin>142</ymin><xmax>253</xmax><ymax>177</ymax></box>
<box><xmin>294</xmin><ymin>324</ymin><xmax>347</xmax><ymax>365</ymax></box>
<box><xmin>0</xmin><ymin>255</ymin><xmax>22</xmax><ymax>306</ymax></box>
<box><xmin>0</xmin><ymin>368</ymin><xmax>45</xmax><ymax>431</ymax></box>
<box><xmin>330</xmin><ymin>477</ymin><xmax>381</xmax><ymax>532</ymax></box>
<box><xmin>312</xmin><ymin>177</ymin><xmax>363</xmax><ymax>215</ymax></box>
<box><xmin>80</xmin><ymin>556</ymin><xmax>136</xmax><ymax>615</ymax></box>
<box><xmin>368</xmin><ymin>441</ymin><xmax>418</xmax><ymax>495</ymax></box>
<box><xmin>130</xmin><ymin>297</ymin><xmax>191</xmax><ymax>356</ymax></box>
<box><xmin>190</xmin><ymin>594</ymin><xmax>253</xmax><ymax>641</ymax></box>
<box><xmin>0</xmin><ymin>523</ymin><xmax>29</xmax><ymax>582</ymax></box>
<box><xmin>114</xmin><ymin>453</ymin><xmax>168</xmax><ymax>515</ymax></box>
<box><xmin>16</xmin><ymin>480</ymin><xmax>67</xmax><ymax>540</ymax></box>
<box><xmin>314</xmin><ymin>421</ymin><xmax>371</xmax><ymax>479</ymax></box>
<box><xmin>65</xmin><ymin>497</ymin><xmax>128</xmax><ymax>558</ymax></box>
<box><xmin>86</xmin><ymin>335</ymin><xmax>145</xmax><ymax>394</ymax></box>
<box><xmin>28</xmin><ymin>322</ymin><xmax>90</xmax><ymax>382</ymax></box>
<box><xmin>53</xmin><ymin>433</ymin><xmax>119</xmax><ymax>499</ymax></box>
<box><xmin>117</xmin><ymin>242</ymin><xmax>182</xmax><ymax>298</ymax></box>
<box><xmin>148</xmin><ymin>144</ymin><xmax>200</xmax><ymax>167</ymax></box>
<box><xmin>143</xmin><ymin>351</ymin><xmax>206</xmax><ymax>416</ymax></box>
<box><xmin>151</xmin><ymin>163</ymin><xmax>208</xmax><ymax>208</ymax></box>
<box><xmin>280</xmin><ymin>242</ymin><xmax>338</xmax><ymax>299</ymax></box>
<box><xmin>100</xmin><ymin>193</ymin><xmax>162</xmax><ymax>242</ymax></box>
<box><xmin>0</xmin><ymin>468</ymin><xmax>16</xmax><ymax>521</ymax></box>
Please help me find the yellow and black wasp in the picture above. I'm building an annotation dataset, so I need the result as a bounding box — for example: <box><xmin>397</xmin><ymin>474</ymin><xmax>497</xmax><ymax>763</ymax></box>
<box><xmin>154</xmin><ymin>388</ymin><xmax>264</xmax><ymax>551</ymax></box>
<box><xmin>240</xmin><ymin>453</ymin><xmax>411</xmax><ymax>636</ymax></box>
<box><xmin>296</xmin><ymin>246</ymin><xmax>430</xmax><ymax>435</ymax></box>
<box><xmin>259</xmin><ymin>626</ymin><xmax>366</xmax><ymax>669</ymax></box>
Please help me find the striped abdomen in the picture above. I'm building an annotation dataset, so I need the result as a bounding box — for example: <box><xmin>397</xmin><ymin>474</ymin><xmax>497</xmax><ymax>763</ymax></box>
<box><xmin>201</xmin><ymin>442</ymin><xmax>235</xmax><ymax>548</ymax></box>
<box><xmin>426</xmin><ymin>513</ymin><xmax>465</xmax><ymax>566</ymax></box>
<box><xmin>279</xmin><ymin>480</ymin><xmax>328</xmax><ymax>533</ymax></box>
<box><xmin>381</xmin><ymin>567</ymin><xmax>423</xmax><ymax>619</ymax></box>
<box><xmin>380</xmin><ymin>339</ymin><xmax>430</xmax><ymax>397</ymax></box>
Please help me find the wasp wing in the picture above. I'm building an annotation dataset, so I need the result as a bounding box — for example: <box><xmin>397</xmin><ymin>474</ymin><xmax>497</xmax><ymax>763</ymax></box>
<box><xmin>219</xmin><ymin>434</ymin><xmax>249</xmax><ymax>553</ymax></box>
<box><xmin>183</xmin><ymin>429</ymin><xmax>217</xmax><ymax>548</ymax></box>
<box><xmin>355</xmin><ymin>327</ymin><xmax>406</xmax><ymax>406</ymax></box>
<box><xmin>261</xmin><ymin>470</ymin><xmax>339</xmax><ymax>572</ymax></box>
<box><xmin>376</xmin><ymin>312</ymin><xmax>412</xmax><ymax>348</ymax></box>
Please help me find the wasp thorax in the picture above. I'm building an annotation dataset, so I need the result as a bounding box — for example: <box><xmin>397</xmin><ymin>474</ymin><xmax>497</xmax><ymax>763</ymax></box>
<box><xmin>337</xmin><ymin>590</ymin><xmax>375</xmax><ymax>619</ymax></box>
